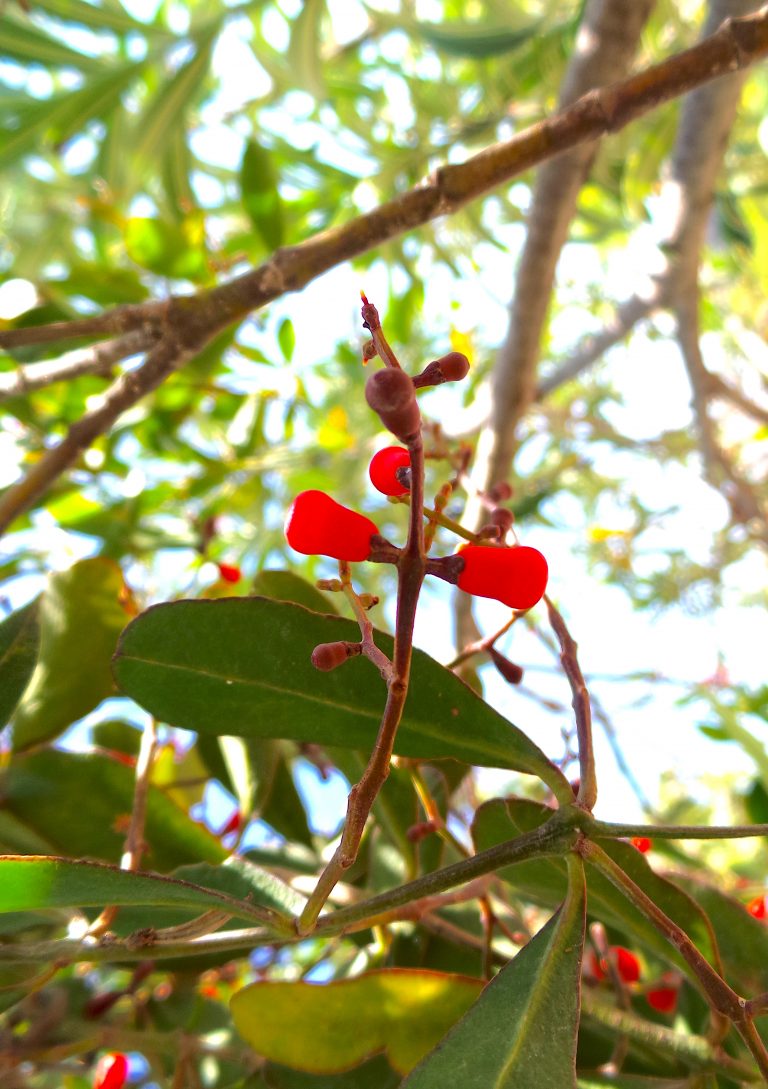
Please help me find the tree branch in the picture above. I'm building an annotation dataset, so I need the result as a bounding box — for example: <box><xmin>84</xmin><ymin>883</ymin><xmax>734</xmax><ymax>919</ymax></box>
<box><xmin>0</xmin><ymin>329</ymin><xmax>154</xmax><ymax>403</ymax></box>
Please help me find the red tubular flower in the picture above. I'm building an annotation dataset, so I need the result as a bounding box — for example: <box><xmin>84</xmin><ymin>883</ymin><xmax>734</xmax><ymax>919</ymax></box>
<box><xmin>217</xmin><ymin>562</ymin><xmax>242</xmax><ymax>584</ymax></box>
<box><xmin>747</xmin><ymin>894</ymin><xmax>766</xmax><ymax>919</ymax></box>
<box><xmin>368</xmin><ymin>446</ymin><xmax>411</xmax><ymax>496</ymax></box>
<box><xmin>631</xmin><ymin>836</ymin><xmax>652</xmax><ymax>854</ymax></box>
<box><xmin>93</xmin><ymin>1053</ymin><xmax>128</xmax><ymax>1089</ymax></box>
<box><xmin>456</xmin><ymin>544</ymin><xmax>548</xmax><ymax>610</ymax></box>
<box><xmin>647</xmin><ymin>986</ymin><xmax>678</xmax><ymax>1013</ymax></box>
<box><xmin>284</xmin><ymin>490</ymin><xmax>379</xmax><ymax>562</ymax></box>
<box><xmin>592</xmin><ymin>946</ymin><xmax>641</xmax><ymax>984</ymax></box>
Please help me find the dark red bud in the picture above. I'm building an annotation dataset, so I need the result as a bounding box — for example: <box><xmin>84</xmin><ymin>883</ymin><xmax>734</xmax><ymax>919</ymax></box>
<box><xmin>488</xmin><ymin>482</ymin><xmax>513</xmax><ymax>502</ymax></box>
<box><xmin>489</xmin><ymin>647</ymin><xmax>524</xmax><ymax>685</ymax></box>
<box><xmin>311</xmin><ymin>641</ymin><xmax>361</xmax><ymax>671</ymax></box>
<box><xmin>489</xmin><ymin>508</ymin><xmax>514</xmax><ymax>534</ymax></box>
<box><xmin>365</xmin><ymin>368</ymin><xmax>420</xmax><ymax>442</ymax></box>
<box><xmin>412</xmin><ymin>352</ymin><xmax>470</xmax><ymax>389</ymax></box>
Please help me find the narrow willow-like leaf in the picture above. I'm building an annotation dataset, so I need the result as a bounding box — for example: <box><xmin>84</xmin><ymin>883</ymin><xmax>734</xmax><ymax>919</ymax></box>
<box><xmin>287</xmin><ymin>0</ymin><xmax>326</xmax><ymax>99</ymax></box>
<box><xmin>0</xmin><ymin>600</ymin><xmax>39</xmax><ymax>728</ymax></box>
<box><xmin>0</xmin><ymin>856</ymin><xmax>282</xmax><ymax>923</ymax></box>
<box><xmin>113</xmin><ymin>598</ymin><xmax>571</xmax><ymax>798</ymax></box>
<box><xmin>240</xmin><ymin>140</ymin><xmax>285</xmax><ymax>252</ymax></box>
<box><xmin>133</xmin><ymin>28</ymin><xmax>217</xmax><ymax>167</ymax></box>
<box><xmin>0</xmin><ymin>12</ymin><xmax>106</xmax><ymax>70</ymax></box>
<box><xmin>401</xmin><ymin>855</ymin><xmax>585</xmax><ymax>1088</ymax></box>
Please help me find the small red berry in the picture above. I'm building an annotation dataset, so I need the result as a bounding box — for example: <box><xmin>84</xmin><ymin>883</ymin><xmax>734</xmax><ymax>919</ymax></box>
<box><xmin>631</xmin><ymin>837</ymin><xmax>652</xmax><ymax>854</ymax></box>
<box><xmin>93</xmin><ymin>1053</ymin><xmax>128</xmax><ymax>1089</ymax></box>
<box><xmin>747</xmin><ymin>895</ymin><xmax>766</xmax><ymax>919</ymax></box>
<box><xmin>217</xmin><ymin>562</ymin><xmax>242</xmax><ymax>584</ymax></box>
<box><xmin>284</xmin><ymin>491</ymin><xmax>379</xmax><ymax>562</ymax></box>
<box><xmin>369</xmin><ymin>446</ymin><xmax>411</xmax><ymax>496</ymax></box>
<box><xmin>456</xmin><ymin>544</ymin><xmax>548</xmax><ymax>610</ymax></box>
<box><xmin>593</xmin><ymin>946</ymin><xmax>641</xmax><ymax>984</ymax></box>
<box><xmin>646</xmin><ymin>986</ymin><xmax>678</xmax><ymax>1014</ymax></box>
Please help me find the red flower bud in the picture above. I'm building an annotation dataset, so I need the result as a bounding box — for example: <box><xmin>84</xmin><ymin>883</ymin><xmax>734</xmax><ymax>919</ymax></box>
<box><xmin>311</xmin><ymin>641</ymin><xmax>360</xmax><ymax>671</ymax></box>
<box><xmin>747</xmin><ymin>894</ymin><xmax>766</xmax><ymax>919</ymax></box>
<box><xmin>646</xmin><ymin>986</ymin><xmax>678</xmax><ymax>1013</ymax></box>
<box><xmin>456</xmin><ymin>544</ymin><xmax>548</xmax><ymax>610</ymax></box>
<box><xmin>489</xmin><ymin>647</ymin><xmax>524</xmax><ymax>685</ymax></box>
<box><xmin>285</xmin><ymin>491</ymin><xmax>379</xmax><ymax>562</ymax></box>
<box><xmin>412</xmin><ymin>351</ymin><xmax>470</xmax><ymax>388</ymax></box>
<box><xmin>592</xmin><ymin>946</ymin><xmax>641</xmax><ymax>984</ymax></box>
<box><xmin>369</xmin><ymin>446</ymin><xmax>411</xmax><ymax>496</ymax></box>
<box><xmin>631</xmin><ymin>836</ymin><xmax>652</xmax><ymax>854</ymax></box>
<box><xmin>94</xmin><ymin>1053</ymin><xmax>128</xmax><ymax>1089</ymax></box>
<box><xmin>217</xmin><ymin>562</ymin><xmax>242</xmax><ymax>584</ymax></box>
<box><xmin>365</xmin><ymin>368</ymin><xmax>420</xmax><ymax>442</ymax></box>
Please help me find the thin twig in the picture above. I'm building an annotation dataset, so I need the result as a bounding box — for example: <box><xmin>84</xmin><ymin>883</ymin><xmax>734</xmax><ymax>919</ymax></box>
<box><xmin>545</xmin><ymin>596</ymin><xmax>597</xmax><ymax>811</ymax></box>
<box><xmin>338</xmin><ymin>560</ymin><xmax>392</xmax><ymax>680</ymax></box>
<box><xmin>0</xmin><ymin>329</ymin><xmax>154</xmax><ymax>402</ymax></box>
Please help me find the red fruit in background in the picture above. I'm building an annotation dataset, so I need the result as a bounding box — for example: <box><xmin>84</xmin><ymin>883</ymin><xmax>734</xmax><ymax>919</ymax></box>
<box><xmin>284</xmin><ymin>491</ymin><xmax>379</xmax><ymax>562</ymax></box>
<box><xmin>94</xmin><ymin>1053</ymin><xmax>128</xmax><ymax>1089</ymax></box>
<box><xmin>369</xmin><ymin>446</ymin><xmax>411</xmax><ymax>496</ymax></box>
<box><xmin>747</xmin><ymin>894</ymin><xmax>766</xmax><ymax>919</ymax></box>
<box><xmin>593</xmin><ymin>946</ymin><xmax>641</xmax><ymax>984</ymax></box>
<box><xmin>631</xmin><ymin>836</ymin><xmax>652</xmax><ymax>854</ymax></box>
<box><xmin>647</xmin><ymin>986</ymin><xmax>678</xmax><ymax>1013</ymax></box>
<box><xmin>220</xmin><ymin>810</ymin><xmax>242</xmax><ymax>837</ymax></box>
<box><xmin>456</xmin><ymin>544</ymin><xmax>548</xmax><ymax>610</ymax></box>
<box><xmin>217</xmin><ymin>562</ymin><xmax>242</xmax><ymax>584</ymax></box>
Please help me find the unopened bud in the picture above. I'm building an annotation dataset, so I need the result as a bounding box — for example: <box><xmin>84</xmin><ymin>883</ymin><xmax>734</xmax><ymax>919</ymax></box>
<box><xmin>413</xmin><ymin>352</ymin><xmax>470</xmax><ymax>389</ymax></box>
<box><xmin>357</xmin><ymin>594</ymin><xmax>379</xmax><ymax>610</ymax></box>
<box><xmin>365</xmin><ymin>367</ymin><xmax>420</xmax><ymax>442</ymax></box>
<box><xmin>311</xmin><ymin>641</ymin><xmax>361</xmax><ymax>671</ymax></box>
<box><xmin>362</xmin><ymin>339</ymin><xmax>377</xmax><ymax>362</ymax></box>
<box><xmin>477</xmin><ymin>525</ymin><xmax>502</xmax><ymax>540</ymax></box>
<box><xmin>489</xmin><ymin>508</ymin><xmax>514</xmax><ymax>535</ymax></box>
<box><xmin>489</xmin><ymin>647</ymin><xmax>524</xmax><ymax>685</ymax></box>
<box><xmin>316</xmin><ymin>578</ymin><xmax>343</xmax><ymax>592</ymax></box>
<box><xmin>488</xmin><ymin>482</ymin><xmax>513</xmax><ymax>503</ymax></box>
<box><xmin>406</xmin><ymin>819</ymin><xmax>441</xmax><ymax>843</ymax></box>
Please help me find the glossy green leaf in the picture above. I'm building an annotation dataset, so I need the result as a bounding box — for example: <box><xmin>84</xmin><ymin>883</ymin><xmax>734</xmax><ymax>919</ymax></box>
<box><xmin>112</xmin><ymin>598</ymin><xmax>571</xmax><ymax>797</ymax></box>
<box><xmin>240</xmin><ymin>140</ymin><xmax>285</xmax><ymax>252</ymax></box>
<box><xmin>408</xmin><ymin>18</ymin><xmax>544</xmax><ymax>58</ymax></box>
<box><xmin>264</xmin><ymin>1056</ymin><xmax>400</xmax><ymax>1088</ymax></box>
<box><xmin>231</xmin><ymin>969</ymin><xmax>484</xmax><ymax>1075</ymax></box>
<box><xmin>403</xmin><ymin>858</ymin><xmax>585</xmax><ymax>1087</ymax></box>
<box><xmin>577</xmin><ymin>1078</ymin><xmax>690</xmax><ymax>1088</ymax></box>
<box><xmin>29</xmin><ymin>0</ymin><xmax>156</xmax><ymax>34</ymax></box>
<box><xmin>1</xmin><ymin>750</ymin><xmax>225</xmax><ymax>870</ymax></box>
<box><xmin>277</xmin><ymin>317</ymin><xmax>296</xmax><ymax>362</ymax></box>
<box><xmin>287</xmin><ymin>0</ymin><xmax>326</xmax><ymax>99</ymax></box>
<box><xmin>250</xmin><ymin>569</ymin><xmax>339</xmax><ymax>614</ymax></box>
<box><xmin>12</xmin><ymin>559</ymin><xmax>131</xmax><ymax>751</ymax></box>
<box><xmin>472</xmin><ymin>799</ymin><xmax>716</xmax><ymax>972</ymax></box>
<box><xmin>0</xmin><ymin>600</ymin><xmax>40</xmax><ymax>728</ymax></box>
<box><xmin>134</xmin><ymin>29</ymin><xmax>217</xmax><ymax>167</ymax></box>
<box><xmin>0</xmin><ymin>856</ymin><xmax>279</xmax><ymax>923</ymax></box>
<box><xmin>173</xmin><ymin>858</ymin><xmax>305</xmax><ymax>919</ymax></box>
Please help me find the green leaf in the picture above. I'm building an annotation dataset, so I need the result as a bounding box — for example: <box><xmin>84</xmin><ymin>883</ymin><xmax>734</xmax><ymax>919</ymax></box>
<box><xmin>407</xmin><ymin>18</ymin><xmax>543</xmax><ymax>59</ymax></box>
<box><xmin>240</xmin><ymin>140</ymin><xmax>285</xmax><ymax>251</ymax></box>
<box><xmin>287</xmin><ymin>0</ymin><xmax>326</xmax><ymax>99</ymax></box>
<box><xmin>402</xmin><ymin>858</ymin><xmax>585</xmax><ymax>1088</ymax></box>
<box><xmin>264</xmin><ymin>1056</ymin><xmax>400</xmax><ymax>1088</ymax></box>
<box><xmin>12</xmin><ymin>559</ymin><xmax>131</xmax><ymax>752</ymax></box>
<box><xmin>124</xmin><ymin>216</ymin><xmax>209</xmax><ymax>282</ymax></box>
<box><xmin>277</xmin><ymin>317</ymin><xmax>296</xmax><ymax>362</ymax></box>
<box><xmin>250</xmin><ymin>569</ymin><xmax>338</xmax><ymax>614</ymax></box>
<box><xmin>112</xmin><ymin>598</ymin><xmax>571</xmax><ymax>798</ymax></box>
<box><xmin>231</xmin><ymin>969</ymin><xmax>484</xmax><ymax>1075</ymax></box>
<box><xmin>1</xmin><ymin>750</ymin><xmax>225</xmax><ymax>870</ymax></box>
<box><xmin>0</xmin><ymin>855</ymin><xmax>280</xmax><ymax>923</ymax></box>
<box><xmin>577</xmin><ymin>1078</ymin><xmax>691</xmax><ymax>1088</ymax></box>
<box><xmin>0</xmin><ymin>12</ymin><xmax>105</xmax><ymax>70</ymax></box>
<box><xmin>133</xmin><ymin>29</ymin><xmax>217</xmax><ymax>167</ymax></box>
<box><xmin>0</xmin><ymin>601</ymin><xmax>40</xmax><ymax>728</ymax></box>
<box><xmin>28</xmin><ymin>0</ymin><xmax>158</xmax><ymax>35</ymax></box>
<box><xmin>472</xmin><ymin>799</ymin><xmax>716</xmax><ymax>973</ymax></box>
<box><xmin>248</xmin><ymin>739</ymin><xmax>314</xmax><ymax>847</ymax></box>
<box><xmin>173</xmin><ymin>857</ymin><xmax>305</xmax><ymax>920</ymax></box>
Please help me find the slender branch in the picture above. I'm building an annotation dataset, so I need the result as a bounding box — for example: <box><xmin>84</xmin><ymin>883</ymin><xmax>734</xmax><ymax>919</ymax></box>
<box><xmin>0</xmin><ymin>329</ymin><xmax>154</xmax><ymax>402</ymax></box>
<box><xmin>297</xmin><ymin>301</ymin><xmax>427</xmax><ymax>933</ymax></box>
<box><xmin>709</xmin><ymin>373</ymin><xmax>768</xmax><ymax>427</ymax></box>
<box><xmin>338</xmin><ymin>560</ymin><xmax>392</xmax><ymax>681</ymax></box>
<box><xmin>0</xmin><ymin>302</ymin><xmax>166</xmax><ymax>351</ymax></box>
<box><xmin>535</xmin><ymin>292</ymin><xmax>659</xmax><ymax>400</ymax></box>
<box><xmin>593</xmin><ymin>819</ymin><xmax>768</xmax><ymax>839</ymax></box>
<box><xmin>545</xmin><ymin>596</ymin><xmax>597</xmax><ymax>811</ymax></box>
